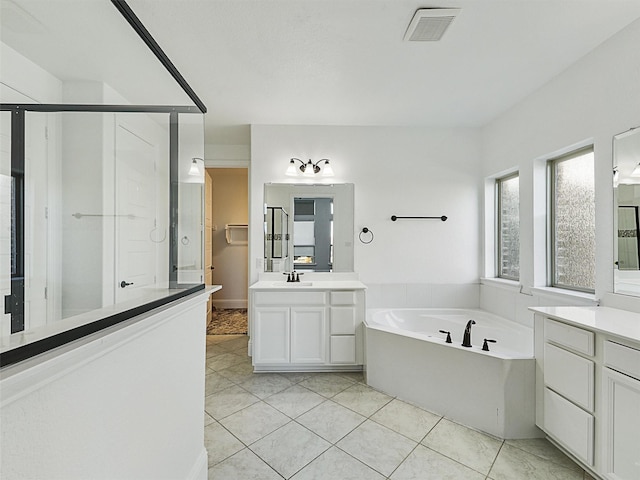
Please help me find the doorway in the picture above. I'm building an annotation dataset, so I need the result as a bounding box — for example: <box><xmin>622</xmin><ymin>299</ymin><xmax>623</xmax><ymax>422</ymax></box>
<box><xmin>204</xmin><ymin>167</ymin><xmax>249</xmax><ymax>334</ymax></box>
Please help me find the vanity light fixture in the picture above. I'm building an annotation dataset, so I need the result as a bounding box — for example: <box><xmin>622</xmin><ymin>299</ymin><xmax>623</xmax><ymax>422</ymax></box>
<box><xmin>285</xmin><ymin>158</ymin><xmax>334</xmax><ymax>177</ymax></box>
<box><xmin>189</xmin><ymin>157</ymin><xmax>202</xmax><ymax>176</ymax></box>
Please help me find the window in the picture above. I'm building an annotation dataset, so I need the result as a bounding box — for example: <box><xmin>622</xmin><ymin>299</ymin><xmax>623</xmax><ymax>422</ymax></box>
<box><xmin>549</xmin><ymin>147</ymin><xmax>595</xmax><ymax>292</ymax></box>
<box><xmin>496</xmin><ymin>174</ymin><xmax>520</xmax><ymax>280</ymax></box>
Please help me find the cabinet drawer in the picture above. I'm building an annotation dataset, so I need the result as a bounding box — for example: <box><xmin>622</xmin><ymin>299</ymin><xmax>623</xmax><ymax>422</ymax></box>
<box><xmin>330</xmin><ymin>307</ymin><xmax>356</xmax><ymax>335</ymax></box>
<box><xmin>254</xmin><ymin>291</ymin><xmax>326</xmax><ymax>305</ymax></box>
<box><xmin>544</xmin><ymin>388</ymin><xmax>594</xmax><ymax>466</ymax></box>
<box><xmin>330</xmin><ymin>291</ymin><xmax>356</xmax><ymax>305</ymax></box>
<box><xmin>544</xmin><ymin>318</ymin><xmax>594</xmax><ymax>356</ymax></box>
<box><xmin>604</xmin><ymin>341</ymin><xmax>640</xmax><ymax>380</ymax></box>
<box><xmin>330</xmin><ymin>336</ymin><xmax>356</xmax><ymax>364</ymax></box>
<box><xmin>544</xmin><ymin>343</ymin><xmax>594</xmax><ymax>411</ymax></box>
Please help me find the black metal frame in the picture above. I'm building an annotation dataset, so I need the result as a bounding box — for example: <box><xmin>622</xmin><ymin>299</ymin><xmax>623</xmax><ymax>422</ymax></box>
<box><xmin>169</xmin><ymin>111</ymin><xmax>180</xmax><ymax>287</ymax></box>
<box><xmin>111</xmin><ymin>0</ymin><xmax>207</xmax><ymax>114</ymax></box>
<box><xmin>8</xmin><ymin>110</ymin><xmax>25</xmax><ymax>333</ymax></box>
<box><xmin>0</xmin><ymin>0</ymin><xmax>208</xmax><ymax>368</ymax></box>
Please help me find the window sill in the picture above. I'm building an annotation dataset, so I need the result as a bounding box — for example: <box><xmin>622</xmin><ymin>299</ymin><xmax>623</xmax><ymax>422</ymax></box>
<box><xmin>480</xmin><ymin>277</ymin><xmax>521</xmax><ymax>293</ymax></box>
<box><xmin>530</xmin><ymin>286</ymin><xmax>599</xmax><ymax>306</ymax></box>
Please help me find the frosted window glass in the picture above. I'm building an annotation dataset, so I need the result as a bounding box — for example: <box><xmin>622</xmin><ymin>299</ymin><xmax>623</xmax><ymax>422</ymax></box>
<box><xmin>498</xmin><ymin>174</ymin><xmax>519</xmax><ymax>280</ymax></box>
<box><xmin>552</xmin><ymin>149</ymin><xmax>595</xmax><ymax>291</ymax></box>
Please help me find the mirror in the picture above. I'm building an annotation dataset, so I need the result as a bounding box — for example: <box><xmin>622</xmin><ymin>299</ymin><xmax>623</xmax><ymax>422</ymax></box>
<box><xmin>613</xmin><ymin>127</ymin><xmax>640</xmax><ymax>295</ymax></box>
<box><xmin>264</xmin><ymin>183</ymin><xmax>354</xmax><ymax>272</ymax></box>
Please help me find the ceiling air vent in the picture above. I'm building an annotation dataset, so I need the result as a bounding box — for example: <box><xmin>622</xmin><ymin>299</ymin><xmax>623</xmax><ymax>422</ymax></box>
<box><xmin>404</xmin><ymin>8</ymin><xmax>460</xmax><ymax>42</ymax></box>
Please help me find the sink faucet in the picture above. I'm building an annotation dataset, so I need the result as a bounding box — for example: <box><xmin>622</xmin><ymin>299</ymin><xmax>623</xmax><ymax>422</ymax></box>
<box><xmin>283</xmin><ymin>271</ymin><xmax>303</xmax><ymax>282</ymax></box>
<box><xmin>461</xmin><ymin>320</ymin><xmax>476</xmax><ymax>347</ymax></box>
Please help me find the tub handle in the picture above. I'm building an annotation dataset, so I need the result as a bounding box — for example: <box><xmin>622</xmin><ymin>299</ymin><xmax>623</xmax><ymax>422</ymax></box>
<box><xmin>439</xmin><ymin>330</ymin><xmax>452</xmax><ymax>344</ymax></box>
<box><xmin>482</xmin><ymin>339</ymin><xmax>497</xmax><ymax>351</ymax></box>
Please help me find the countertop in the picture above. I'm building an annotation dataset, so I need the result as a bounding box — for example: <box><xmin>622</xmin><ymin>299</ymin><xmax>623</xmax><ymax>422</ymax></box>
<box><xmin>250</xmin><ymin>280</ymin><xmax>367</xmax><ymax>291</ymax></box>
<box><xmin>530</xmin><ymin>306</ymin><xmax>640</xmax><ymax>344</ymax></box>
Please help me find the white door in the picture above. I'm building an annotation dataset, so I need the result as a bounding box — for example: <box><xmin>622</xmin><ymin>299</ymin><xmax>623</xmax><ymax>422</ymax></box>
<box><xmin>114</xmin><ymin>122</ymin><xmax>157</xmax><ymax>303</ymax></box>
<box><xmin>291</xmin><ymin>306</ymin><xmax>326</xmax><ymax>364</ymax></box>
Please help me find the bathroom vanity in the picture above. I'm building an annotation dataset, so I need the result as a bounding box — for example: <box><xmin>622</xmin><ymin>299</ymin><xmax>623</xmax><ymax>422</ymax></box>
<box><xmin>249</xmin><ymin>275</ymin><xmax>366</xmax><ymax>372</ymax></box>
<box><xmin>531</xmin><ymin>306</ymin><xmax>640</xmax><ymax>480</ymax></box>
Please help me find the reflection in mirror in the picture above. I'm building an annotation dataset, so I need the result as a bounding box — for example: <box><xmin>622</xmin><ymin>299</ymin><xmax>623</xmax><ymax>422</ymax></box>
<box><xmin>293</xmin><ymin>197</ymin><xmax>333</xmax><ymax>271</ymax></box>
<box><xmin>613</xmin><ymin>126</ymin><xmax>640</xmax><ymax>295</ymax></box>
<box><xmin>617</xmin><ymin>206</ymin><xmax>639</xmax><ymax>270</ymax></box>
<box><xmin>265</xmin><ymin>207</ymin><xmax>289</xmax><ymax>271</ymax></box>
<box><xmin>264</xmin><ymin>184</ymin><xmax>354</xmax><ymax>273</ymax></box>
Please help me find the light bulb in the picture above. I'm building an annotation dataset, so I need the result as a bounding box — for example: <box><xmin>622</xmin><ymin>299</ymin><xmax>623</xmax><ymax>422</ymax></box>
<box><xmin>285</xmin><ymin>159</ymin><xmax>298</xmax><ymax>176</ymax></box>
<box><xmin>188</xmin><ymin>159</ymin><xmax>199</xmax><ymax>176</ymax></box>
<box><xmin>321</xmin><ymin>160</ymin><xmax>334</xmax><ymax>177</ymax></box>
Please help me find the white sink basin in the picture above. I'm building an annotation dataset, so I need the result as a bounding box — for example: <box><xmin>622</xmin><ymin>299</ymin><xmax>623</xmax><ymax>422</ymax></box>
<box><xmin>271</xmin><ymin>281</ymin><xmax>313</xmax><ymax>287</ymax></box>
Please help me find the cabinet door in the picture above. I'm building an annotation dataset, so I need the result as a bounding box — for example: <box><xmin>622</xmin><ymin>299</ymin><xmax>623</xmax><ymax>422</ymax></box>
<box><xmin>291</xmin><ymin>307</ymin><xmax>326</xmax><ymax>364</ymax></box>
<box><xmin>254</xmin><ymin>307</ymin><xmax>290</xmax><ymax>364</ymax></box>
<box><xmin>602</xmin><ymin>368</ymin><xmax>640</xmax><ymax>480</ymax></box>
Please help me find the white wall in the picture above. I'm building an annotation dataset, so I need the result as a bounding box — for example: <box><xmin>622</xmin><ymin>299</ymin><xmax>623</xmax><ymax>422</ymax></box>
<box><xmin>480</xmin><ymin>18</ymin><xmax>640</xmax><ymax>319</ymax></box>
<box><xmin>251</xmin><ymin>125</ymin><xmax>482</xmax><ymax>307</ymax></box>
<box><xmin>0</xmin><ymin>292</ymin><xmax>209</xmax><ymax>480</ymax></box>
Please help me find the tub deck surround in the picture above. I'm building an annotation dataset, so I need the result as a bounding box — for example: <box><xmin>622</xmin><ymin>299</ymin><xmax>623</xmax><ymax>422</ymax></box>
<box><xmin>366</xmin><ymin>308</ymin><xmax>534</xmax><ymax>358</ymax></box>
<box><xmin>249</xmin><ymin>274</ymin><xmax>366</xmax><ymax>372</ymax></box>
<box><xmin>364</xmin><ymin>308</ymin><xmax>538</xmax><ymax>439</ymax></box>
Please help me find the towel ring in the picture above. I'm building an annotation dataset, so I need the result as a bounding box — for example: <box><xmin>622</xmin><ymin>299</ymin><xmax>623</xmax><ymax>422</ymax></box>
<box><xmin>359</xmin><ymin>227</ymin><xmax>374</xmax><ymax>244</ymax></box>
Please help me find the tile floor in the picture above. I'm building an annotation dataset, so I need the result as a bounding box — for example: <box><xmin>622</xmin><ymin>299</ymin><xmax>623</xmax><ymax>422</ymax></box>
<box><xmin>204</xmin><ymin>335</ymin><xmax>595</xmax><ymax>480</ymax></box>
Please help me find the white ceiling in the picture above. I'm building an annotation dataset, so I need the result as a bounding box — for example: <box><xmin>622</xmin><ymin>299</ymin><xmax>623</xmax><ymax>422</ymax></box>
<box><xmin>4</xmin><ymin>0</ymin><xmax>640</xmax><ymax>145</ymax></box>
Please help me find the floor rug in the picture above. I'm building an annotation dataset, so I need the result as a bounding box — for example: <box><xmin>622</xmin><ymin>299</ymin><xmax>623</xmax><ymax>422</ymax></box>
<box><xmin>207</xmin><ymin>308</ymin><xmax>248</xmax><ymax>335</ymax></box>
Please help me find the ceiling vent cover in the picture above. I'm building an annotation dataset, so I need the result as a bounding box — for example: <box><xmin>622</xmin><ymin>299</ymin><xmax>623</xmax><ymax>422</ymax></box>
<box><xmin>404</xmin><ymin>8</ymin><xmax>460</xmax><ymax>41</ymax></box>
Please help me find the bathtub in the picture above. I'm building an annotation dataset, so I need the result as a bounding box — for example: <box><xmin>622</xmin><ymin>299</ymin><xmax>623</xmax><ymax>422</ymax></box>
<box><xmin>364</xmin><ymin>308</ymin><xmax>539</xmax><ymax>439</ymax></box>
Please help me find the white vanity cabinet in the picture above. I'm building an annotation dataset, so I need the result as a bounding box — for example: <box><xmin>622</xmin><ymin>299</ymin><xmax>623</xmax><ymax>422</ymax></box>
<box><xmin>250</xmin><ymin>280</ymin><xmax>366</xmax><ymax>372</ymax></box>
<box><xmin>532</xmin><ymin>306</ymin><xmax>640</xmax><ymax>480</ymax></box>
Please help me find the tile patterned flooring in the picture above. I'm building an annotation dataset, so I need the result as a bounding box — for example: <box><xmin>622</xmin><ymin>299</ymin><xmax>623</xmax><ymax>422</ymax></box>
<box><xmin>204</xmin><ymin>335</ymin><xmax>595</xmax><ymax>480</ymax></box>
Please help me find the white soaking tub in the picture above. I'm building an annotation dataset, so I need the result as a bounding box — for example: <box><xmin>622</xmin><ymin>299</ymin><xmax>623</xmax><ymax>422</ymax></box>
<box><xmin>364</xmin><ymin>308</ymin><xmax>539</xmax><ymax>439</ymax></box>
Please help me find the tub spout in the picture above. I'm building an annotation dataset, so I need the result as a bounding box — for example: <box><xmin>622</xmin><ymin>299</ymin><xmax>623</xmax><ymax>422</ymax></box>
<box><xmin>461</xmin><ymin>320</ymin><xmax>476</xmax><ymax>347</ymax></box>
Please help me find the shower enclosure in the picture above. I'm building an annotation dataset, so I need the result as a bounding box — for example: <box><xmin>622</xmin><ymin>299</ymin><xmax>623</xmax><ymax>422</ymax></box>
<box><xmin>0</xmin><ymin>0</ymin><xmax>207</xmax><ymax>367</ymax></box>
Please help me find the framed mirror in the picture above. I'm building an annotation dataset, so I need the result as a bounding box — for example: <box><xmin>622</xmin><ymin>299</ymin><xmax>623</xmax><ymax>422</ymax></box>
<box><xmin>263</xmin><ymin>183</ymin><xmax>354</xmax><ymax>273</ymax></box>
<box><xmin>613</xmin><ymin>126</ymin><xmax>640</xmax><ymax>295</ymax></box>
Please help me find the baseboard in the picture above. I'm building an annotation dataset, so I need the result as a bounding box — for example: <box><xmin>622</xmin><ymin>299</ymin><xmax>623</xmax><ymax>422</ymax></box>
<box><xmin>186</xmin><ymin>448</ymin><xmax>208</xmax><ymax>480</ymax></box>
<box><xmin>212</xmin><ymin>299</ymin><xmax>247</xmax><ymax>309</ymax></box>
